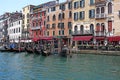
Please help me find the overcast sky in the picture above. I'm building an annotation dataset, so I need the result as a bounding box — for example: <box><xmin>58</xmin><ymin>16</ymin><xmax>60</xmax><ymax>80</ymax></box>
<box><xmin>0</xmin><ymin>0</ymin><xmax>65</xmax><ymax>15</ymax></box>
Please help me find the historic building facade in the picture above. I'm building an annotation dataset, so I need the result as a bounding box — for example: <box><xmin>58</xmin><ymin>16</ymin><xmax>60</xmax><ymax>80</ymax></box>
<box><xmin>0</xmin><ymin>13</ymin><xmax>10</xmax><ymax>45</ymax></box>
<box><xmin>8</xmin><ymin>12</ymin><xmax>22</xmax><ymax>43</ymax></box>
<box><xmin>22</xmin><ymin>5</ymin><xmax>35</xmax><ymax>39</ymax></box>
<box><xmin>72</xmin><ymin>0</ymin><xmax>96</xmax><ymax>49</ymax></box>
<box><xmin>46</xmin><ymin>0</ymin><xmax>73</xmax><ymax>45</ymax></box>
<box><xmin>30</xmin><ymin>1</ymin><xmax>56</xmax><ymax>41</ymax></box>
<box><xmin>111</xmin><ymin>0</ymin><xmax>120</xmax><ymax>36</ymax></box>
<box><xmin>72</xmin><ymin>0</ymin><xmax>95</xmax><ymax>36</ymax></box>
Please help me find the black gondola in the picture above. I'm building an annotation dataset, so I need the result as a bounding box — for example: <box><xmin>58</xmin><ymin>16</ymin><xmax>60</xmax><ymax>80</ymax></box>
<box><xmin>59</xmin><ymin>45</ymin><xmax>69</xmax><ymax>57</ymax></box>
<box><xmin>34</xmin><ymin>48</ymin><xmax>41</xmax><ymax>55</ymax></box>
<box><xmin>60</xmin><ymin>49</ymin><xmax>68</xmax><ymax>57</ymax></box>
<box><xmin>41</xmin><ymin>49</ymin><xmax>51</xmax><ymax>56</ymax></box>
<box><xmin>25</xmin><ymin>47</ymin><xmax>34</xmax><ymax>54</ymax></box>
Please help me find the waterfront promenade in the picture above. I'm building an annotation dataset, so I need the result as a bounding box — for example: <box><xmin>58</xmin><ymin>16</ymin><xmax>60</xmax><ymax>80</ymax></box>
<box><xmin>71</xmin><ymin>49</ymin><xmax>120</xmax><ymax>56</ymax></box>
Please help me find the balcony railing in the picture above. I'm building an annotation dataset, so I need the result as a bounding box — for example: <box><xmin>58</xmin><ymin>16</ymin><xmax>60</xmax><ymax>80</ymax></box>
<box><xmin>31</xmin><ymin>26</ymin><xmax>41</xmax><ymax>30</ymax></box>
<box><xmin>31</xmin><ymin>16</ymin><xmax>42</xmax><ymax>20</ymax></box>
<box><xmin>72</xmin><ymin>30</ymin><xmax>93</xmax><ymax>35</ymax></box>
<box><xmin>95</xmin><ymin>31</ymin><xmax>105</xmax><ymax>36</ymax></box>
<box><xmin>96</xmin><ymin>13</ymin><xmax>106</xmax><ymax>19</ymax></box>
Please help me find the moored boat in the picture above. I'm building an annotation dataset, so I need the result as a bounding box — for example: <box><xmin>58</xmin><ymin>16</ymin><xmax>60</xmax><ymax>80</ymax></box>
<box><xmin>41</xmin><ymin>49</ymin><xmax>51</xmax><ymax>56</ymax></box>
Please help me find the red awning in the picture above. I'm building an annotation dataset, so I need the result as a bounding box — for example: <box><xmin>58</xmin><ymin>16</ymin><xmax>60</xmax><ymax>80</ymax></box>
<box><xmin>32</xmin><ymin>37</ymin><xmax>39</xmax><ymax>42</ymax></box>
<box><xmin>32</xmin><ymin>36</ymin><xmax>53</xmax><ymax>42</ymax></box>
<box><xmin>73</xmin><ymin>36</ymin><xmax>93</xmax><ymax>41</ymax></box>
<box><xmin>108</xmin><ymin>36</ymin><xmax>120</xmax><ymax>42</ymax></box>
<box><xmin>95</xmin><ymin>37</ymin><xmax>105</xmax><ymax>40</ymax></box>
<box><xmin>39</xmin><ymin>36</ymin><xmax>53</xmax><ymax>40</ymax></box>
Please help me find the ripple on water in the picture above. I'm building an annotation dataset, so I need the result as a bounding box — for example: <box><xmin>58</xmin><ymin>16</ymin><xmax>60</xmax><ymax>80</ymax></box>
<box><xmin>0</xmin><ymin>52</ymin><xmax>120</xmax><ymax>80</ymax></box>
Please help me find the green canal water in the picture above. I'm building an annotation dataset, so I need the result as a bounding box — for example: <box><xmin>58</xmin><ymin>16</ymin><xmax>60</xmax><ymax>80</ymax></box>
<box><xmin>0</xmin><ymin>52</ymin><xmax>120</xmax><ymax>80</ymax></box>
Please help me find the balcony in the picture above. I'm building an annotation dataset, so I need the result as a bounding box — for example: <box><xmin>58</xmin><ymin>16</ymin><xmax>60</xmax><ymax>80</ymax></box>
<box><xmin>31</xmin><ymin>26</ymin><xmax>41</xmax><ymax>30</ymax></box>
<box><xmin>96</xmin><ymin>13</ymin><xmax>106</xmax><ymax>19</ymax></box>
<box><xmin>72</xmin><ymin>30</ymin><xmax>93</xmax><ymax>35</ymax></box>
<box><xmin>95</xmin><ymin>1</ymin><xmax>106</xmax><ymax>7</ymax></box>
<box><xmin>95</xmin><ymin>31</ymin><xmax>105</xmax><ymax>36</ymax></box>
<box><xmin>31</xmin><ymin>16</ymin><xmax>42</xmax><ymax>20</ymax></box>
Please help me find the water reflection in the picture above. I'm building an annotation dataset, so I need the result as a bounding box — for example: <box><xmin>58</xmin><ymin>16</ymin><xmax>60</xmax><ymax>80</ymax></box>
<box><xmin>0</xmin><ymin>52</ymin><xmax>120</xmax><ymax>80</ymax></box>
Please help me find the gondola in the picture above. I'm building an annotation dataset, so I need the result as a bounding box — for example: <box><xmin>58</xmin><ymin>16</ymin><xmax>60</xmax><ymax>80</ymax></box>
<box><xmin>59</xmin><ymin>45</ymin><xmax>69</xmax><ymax>57</ymax></box>
<box><xmin>34</xmin><ymin>48</ymin><xmax>41</xmax><ymax>55</ymax></box>
<box><xmin>41</xmin><ymin>49</ymin><xmax>51</xmax><ymax>56</ymax></box>
<box><xmin>25</xmin><ymin>47</ymin><xmax>34</xmax><ymax>54</ymax></box>
<box><xmin>60</xmin><ymin>49</ymin><xmax>68</xmax><ymax>57</ymax></box>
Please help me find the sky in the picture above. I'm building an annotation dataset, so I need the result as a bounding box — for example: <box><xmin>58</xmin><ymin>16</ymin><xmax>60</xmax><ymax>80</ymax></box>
<box><xmin>0</xmin><ymin>0</ymin><xmax>65</xmax><ymax>15</ymax></box>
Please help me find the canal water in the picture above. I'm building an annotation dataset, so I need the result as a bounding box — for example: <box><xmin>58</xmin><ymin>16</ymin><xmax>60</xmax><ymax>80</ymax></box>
<box><xmin>0</xmin><ymin>52</ymin><xmax>120</xmax><ymax>80</ymax></box>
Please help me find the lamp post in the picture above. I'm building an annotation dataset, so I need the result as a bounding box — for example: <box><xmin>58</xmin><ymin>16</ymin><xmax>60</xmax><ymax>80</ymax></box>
<box><xmin>19</xmin><ymin>36</ymin><xmax>21</xmax><ymax>52</ymax></box>
<box><xmin>113</xmin><ymin>28</ymin><xmax>115</xmax><ymax>36</ymax></box>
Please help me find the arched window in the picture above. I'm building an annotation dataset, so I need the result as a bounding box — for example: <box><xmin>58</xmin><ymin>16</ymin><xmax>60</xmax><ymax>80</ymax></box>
<box><xmin>53</xmin><ymin>15</ymin><xmax>56</xmax><ymax>21</ymax></box>
<box><xmin>74</xmin><ymin>26</ymin><xmax>78</xmax><ymax>33</ymax></box>
<box><xmin>96</xmin><ymin>23</ymin><xmax>100</xmax><ymax>31</ymax></box>
<box><xmin>108</xmin><ymin>2</ymin><xmax>112</xmax><ymax>14</ymax></box>
<box><xmin>96</xmin><ymin>8</ymin><xmax>100</xmax><ymax>14</ymax></box>
<box><xmin>58</xmin><ymin>13</ymin><xmax>62</xmax><ymax>20</ymax></box>
<box><xmin>90</xmin><ymin>24</ymin><xmax>94</xmax><ymax>34</ymax></box>
<box><xmin>101</xmin><ymin>7</ymin><xmax>105</xmax><ymax>13</ymax></box>
<box><xmin>80</xmin><ymin>25</ymin><xmax>84</xmax><ymax>34</ymax></box>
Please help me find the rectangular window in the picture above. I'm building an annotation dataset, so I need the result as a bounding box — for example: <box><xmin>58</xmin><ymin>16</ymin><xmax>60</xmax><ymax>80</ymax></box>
<box><xmin>79</xmin><ymin>11</ymin><xmax>85</xmax><ymax>20</ymax></box>
<box><xmin>59</xmin><ymin>30</ymin><xmax>61</xmax><ymax>35</ymax></box>
<box><xmin>53</xmin><ymin>31</ymin><xmax>55</xmax><ymax>36</ymax></box>
<box><xmin>69</xmin><ymin>29</ymin><xmax>72</xmax><ymax>35</ymax></box>
<box><xmin>59</xmin><ymin>4</ymin><xmax>65</xmax><ymax>11</ymax></box>
<box><xmin>74</xmin><ymin>12</ymin><xmax>78</xmax><ymax>21</ymax></box>
<box><xmin>61</xmin><ymin>23</ymin><xmax>64</xmax><ymax>29</ymax></box>
<box><xmin>68</xmin><ymin>2</ymin><xmax>72</xmax><ymax>9</ymax></box>
<box><xmin>62</xmin><ymin>30</ymin><xmax>64</xmax><ymax>35</ymax></box>
<box><xmin>108</xmin><ymin>21</ymin><xmax>112</xmax><ymax>32</ymax></box>
<box><xmin>74</xmin><ymin>2</ymin><xmax>79</xmax><ymax>9</ymax></box>
<box><xmin>68</xmin><ymin>22</ymin><xmax>72</xmax><ymax>28</ymax></box>
<box><xmin>90</xmin><ymin>0</ymin><xmax>94</xmax><ymax>5</ymax></box>
<box><xmin>51</xmin><ymin>7</ymin><xmax>56</xmax><ymax>11</ymax></box>
<box><xmin>89</xmin><ymin>9</ymin><xmax>95</xmax><ymax>18</ymax></box>
<box><xmin>80</xmin><ymin>0</ymin><xmax>85</xmax><ymax>8</ymax></box>
<box><xmin>69</xmin><ymin>11</ymin><xmax>72</xmax><ymax>18</ymax></box>
<box><xmin>46</xmin><ymin>24</ymin><xmax>50</xmax><ymax>29</ymax></box>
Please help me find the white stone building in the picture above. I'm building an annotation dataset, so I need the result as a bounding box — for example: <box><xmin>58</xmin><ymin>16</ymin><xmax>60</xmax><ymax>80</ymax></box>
<box><xmin>7</xmin><ymin>12</ymin><xmax>22</xmax><ymax>43</ymax></box>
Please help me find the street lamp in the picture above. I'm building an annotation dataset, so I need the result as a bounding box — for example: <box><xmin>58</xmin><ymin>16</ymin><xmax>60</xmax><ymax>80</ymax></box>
<box><xmin>113</xmin><ymin>28</ymin><xmax>115</xmax><ymax>35</ymax></box>
<box><xmin>19</xmin><ymin>36</ymin><xmax>21</xmax><ymax>51</ymax></box>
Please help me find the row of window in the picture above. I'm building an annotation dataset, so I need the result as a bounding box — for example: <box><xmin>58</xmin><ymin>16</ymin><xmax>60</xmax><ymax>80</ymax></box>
<box><xmin>74</xmin><ymin>0</ymin><xmax>94</xmax><ymax>9</ymax></box>
<box><xmin>10</xmin><ymin>35</ymin><xmax>21</xmax><ymax>40</ymax></box>
<box><xmin>74</xmin><ymin>9</ymin><xmax>95</xmax><ymax>20</ymax></box>
<box><xmin>96</xmin><ymin>2</ymin><xmax>112</xmax><ymax>14</ymax></box>
<box><xmin>32</xmin><ymin>21</ymin><xmax>45</xmax><ymax>27</ymax></box>
<box><xmin>48</xmin><ymin>2</ymin><xmax>72</xmax><ymax>12</ymax></box>
<box><xmin>9</xmin><ymin>27</ymin><xmax>21</xmax><ymax>34</ymax></box>
<box><xmin>47</xmin><ymin>11</ymin><xmax>72</xmax><ymax>22</ymax></box>
<box><xmin>74</xmin><ymin>0</ymin><xmax>85</xmax><ymax>9</ymax></box>
<box><xmin>46</xmin><ymin>22</ymin><xmax>72</xmax><ymax>29</ymax></box>
<box><xmin>9</xmin><ymin>21</ymin><xmax>21</xmax><ymax>27</ymax></box>
<box><xmin>74</xmin><ymin>21</ymin><xmax>112</xmax><ymax>33</ymax></box>
<box><xmin>46</xmin><ymin>29</ymin><xmax>72</xmax><ymax>36</ymax></box>
<box><xmin>32</xmin><ymin>12</ymin><xmax>46</xmax><ymax>18</ymax></box>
